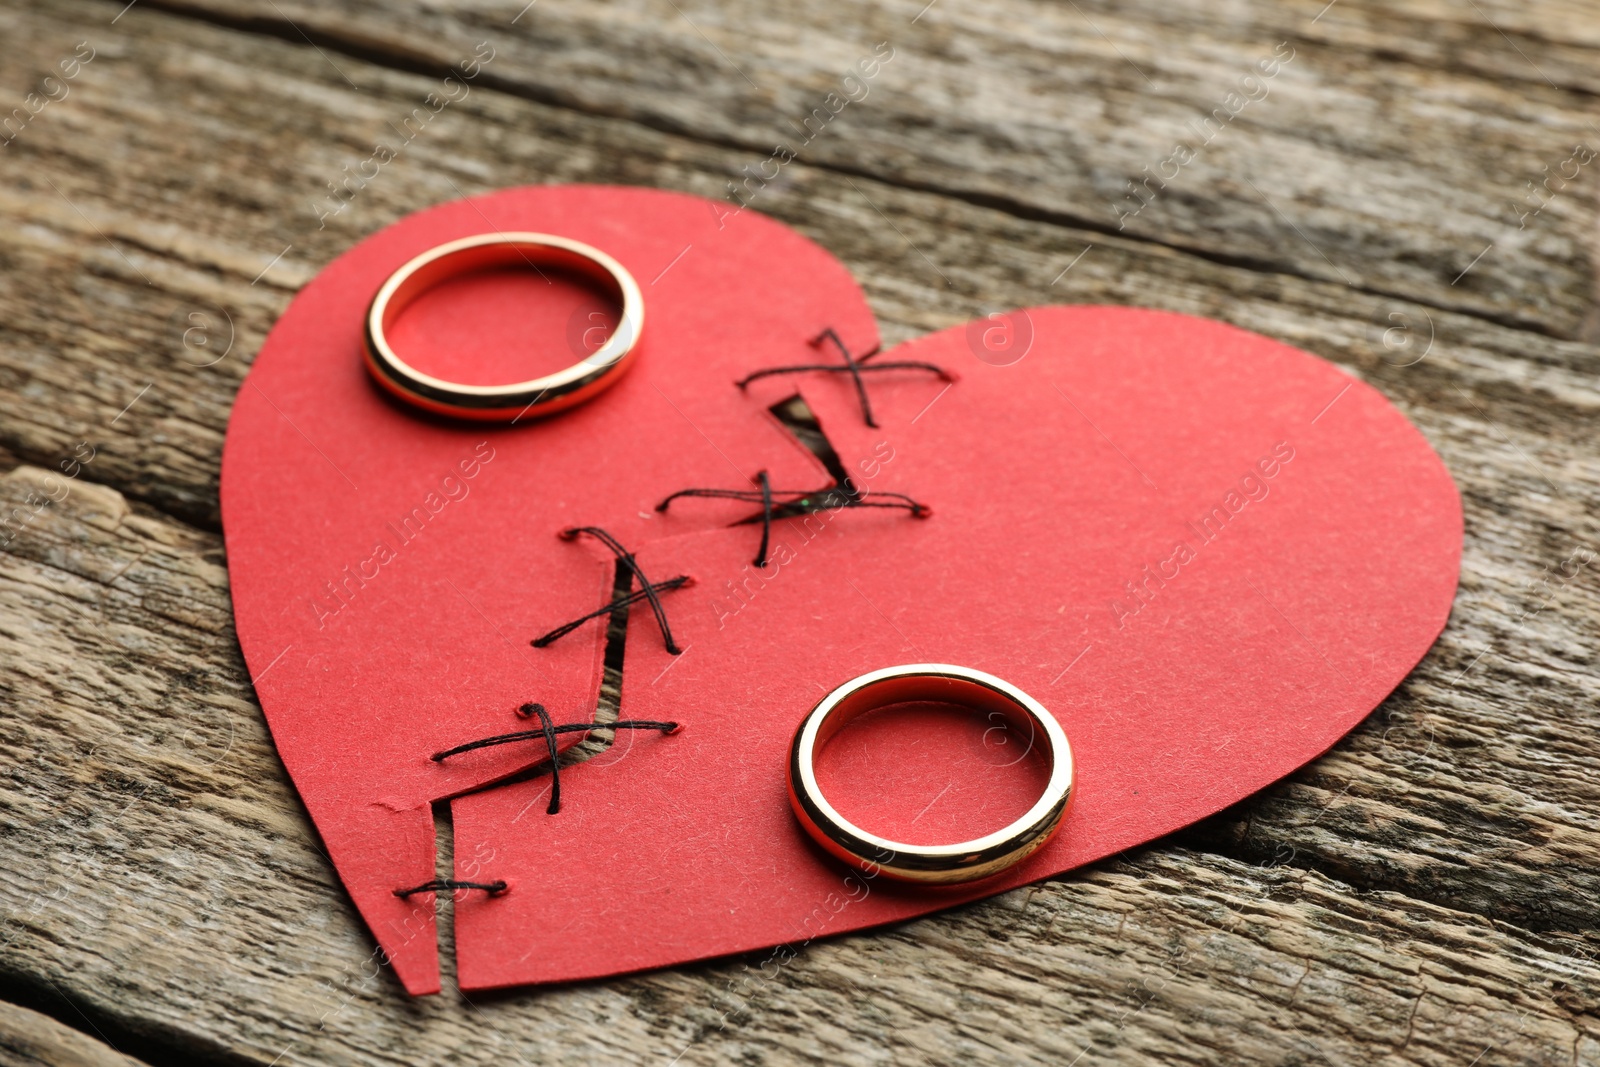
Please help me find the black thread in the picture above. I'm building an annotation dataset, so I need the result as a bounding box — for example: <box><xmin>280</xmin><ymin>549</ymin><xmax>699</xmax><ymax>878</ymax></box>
<box><xmin>543</xmin><ymin>527</ymin><xmax>685</xmax><ymax>655</ymax></box>
<box><xmin>755</xmin><ymin>470</ymin><xmax>772</xmax><ymax>567</ymax></box>
<box><xmin>532</xmin><ymin>575</ymin><xmax>691</xmax><ymax>647</ymax></box>
<box><xmin>530</xmin><ymin>702</ymin><xmax>561</xmax><ymax>811</ymax></box>
<box><xmin>657</xmin><ymin>485</ymin><xmax>930</xmax><ymax>516</ymax></box>
<box><xmin>736</xmin><ymin>327</ymin><xmax>952</xmax><ymax>428</ymax></box>
<box><xmin>433</xmin><ymin>702</ymin><xmax>679</xmax><ymax>815</ymax></box>
<box><xmin>393</xmin><ymin>879</ymin><xmax>507</xmax><ymax>898</ymax></box>
<box><xmin>657</xmin><ymin>479</ymin><xmax>930</xmax><ymax>566</ymax></box>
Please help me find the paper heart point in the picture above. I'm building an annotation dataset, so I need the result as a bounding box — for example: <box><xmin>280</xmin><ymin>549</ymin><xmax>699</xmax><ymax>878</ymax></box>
<box><xmin>223</xmin><ymin>189</ymin><xmax>1460</xmax><ymax>994</ymax></box>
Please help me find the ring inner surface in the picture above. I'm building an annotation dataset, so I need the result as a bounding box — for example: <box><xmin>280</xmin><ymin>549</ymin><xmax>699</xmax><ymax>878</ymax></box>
<box><xmin>814</xmin><ymin>676</ymin><xmax>1053</xmax><ymax>836</ymax></box>
<box><xmin>381</xmin><ymin>243</ymin><xmax>624</xmax><ymax>338</ymax></box>
<box><xmin>815</xmin><ymin>675</ymin><xmax>1048</xmax><ymax>758</ymax></box>
<box><xmin>377</xmin><ymin>243</ymin><xmax>628</xmax><ymax>393</ymax></box>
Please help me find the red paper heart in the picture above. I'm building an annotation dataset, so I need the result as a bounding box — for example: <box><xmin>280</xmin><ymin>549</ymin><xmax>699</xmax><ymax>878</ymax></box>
<box><xmin>224</xmin><ymin>190</ymin><xmax>1460</xmax><ymax>996</ymax></box>
<box><xmin>221</xmin><ymin>185</ymin><xmax>879</xmax><ymax>994</ymax></box>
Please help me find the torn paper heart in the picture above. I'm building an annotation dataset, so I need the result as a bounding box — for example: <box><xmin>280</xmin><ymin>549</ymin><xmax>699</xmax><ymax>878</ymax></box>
<box><xmin>225</xmin><ymin>187</ymin><xmax>1459</xmax><ymax>995</ymax></box>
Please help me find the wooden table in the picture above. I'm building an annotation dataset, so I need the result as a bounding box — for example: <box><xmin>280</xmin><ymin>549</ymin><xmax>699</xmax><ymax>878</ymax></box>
<box><xmin>1</xmin><ymin>1</ymin><xmax>1597</xmax><ymax>1063</ymax></box>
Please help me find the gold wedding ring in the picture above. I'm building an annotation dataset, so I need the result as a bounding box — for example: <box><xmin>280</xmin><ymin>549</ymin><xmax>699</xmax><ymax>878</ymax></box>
<box><xmin>788</xmin><ymin>664</ymin><xmax>1073</xmax><ymax>884</ymax></box>
<box><xmin>363</xmin><ymin>232</ymin><xmax>643</xmax><ymax>422</ymax></box>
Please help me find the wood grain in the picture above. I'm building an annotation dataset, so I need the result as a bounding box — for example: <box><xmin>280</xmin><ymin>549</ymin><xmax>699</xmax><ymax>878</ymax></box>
<box><xmin>149</xmin><ymin>0</ymin><xmax>1600</xmax><ymax>338</ymax></box>
<box><xmin>0</xmin><ymin>1001</ymin><xmax>148</xmax><ymax>1067</ymax></box>
<box><xmin>0</xmin><ymin>0</ymin><xmax>1596</xmax><ymax>1062</ymax></box>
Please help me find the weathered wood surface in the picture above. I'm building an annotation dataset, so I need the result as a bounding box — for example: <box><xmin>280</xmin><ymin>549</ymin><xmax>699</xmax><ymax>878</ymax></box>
<box><xmin>0</xmin><ymin>0</ymin><xmax>1596</xmax><ymax>1063</ymax></box>
<box><xmin>0</xmin><ymin>1000</ymin><xmax>146</xmax><ymax>1067</ymax></box>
